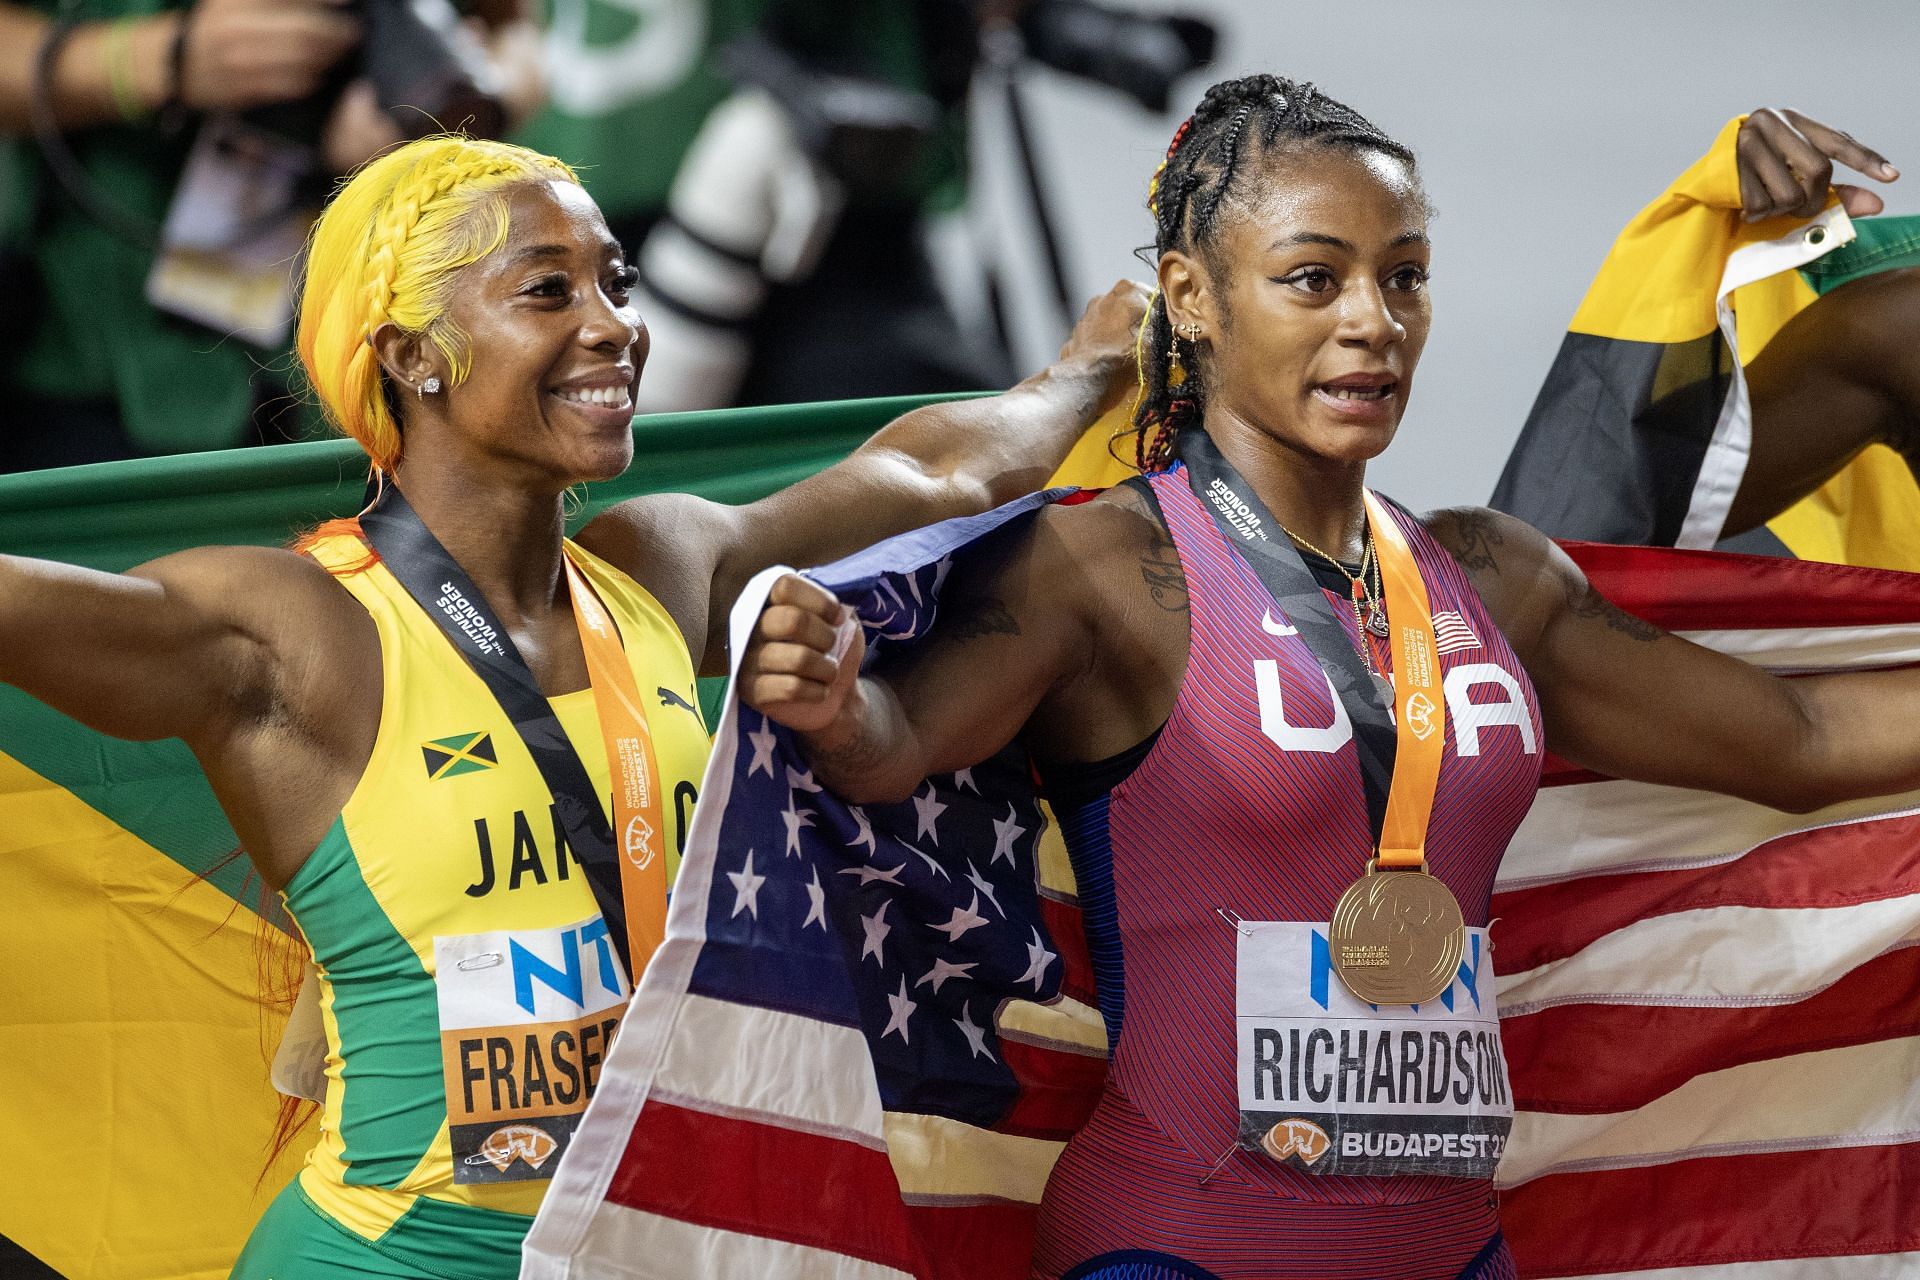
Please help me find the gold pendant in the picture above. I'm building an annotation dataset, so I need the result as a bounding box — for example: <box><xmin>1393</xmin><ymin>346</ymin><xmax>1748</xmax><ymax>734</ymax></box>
<box><xmin>1328</xmin><ymin>859</ymin><xmax>1467</xmax><ymax>1005</ymax></box>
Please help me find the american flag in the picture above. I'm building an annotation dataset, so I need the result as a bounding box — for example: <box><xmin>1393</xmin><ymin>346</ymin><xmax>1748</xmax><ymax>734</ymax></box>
<box><xmin>525</xmin><ymin>511</ymin><xmax>1920</xmax><ymax>1279</ymax></box>
<box><xmin>1434</xmin><ymin>609</ymin><xmax>1482</xmax><ymax>656</ymax></box>
<box><xmin>1497</xmin><ymin>542</ymin><xmax>1920</xmax><ymax>1278</ymax></box>
<box><xmin>521</xmin><ymin>493</ymin><xmax>1108</xmax><ymax>1280</ymax></box>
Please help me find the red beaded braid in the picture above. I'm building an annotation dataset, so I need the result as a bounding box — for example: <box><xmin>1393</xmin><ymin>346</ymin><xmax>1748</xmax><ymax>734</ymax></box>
<box><xmin>1146</xmin><ymin>115</ymin><xmax>1194</xmax><ymax>220</ymax></box>
<box><xmin>1138</xmin><ymin>113</ymin><xmax>1197</xmax><ymax>471</ymax></box>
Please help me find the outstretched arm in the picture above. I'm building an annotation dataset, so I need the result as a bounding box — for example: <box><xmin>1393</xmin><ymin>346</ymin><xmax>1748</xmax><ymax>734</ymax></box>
<box><xmin>0</xmin><ymin>0</ymin><xmax>361</xmax><ymax>134</ymax></box>
<box><xmin>1727</xmin><ymin>266</ymin><xmax>1920</xmax><ymax>535</ymax></box>
<box><xmin>1708</xmin><ymin>108</ymin><xmax>1908</xmax><ymax>534</ymax></box>
<box><xmin>584</xmin><ymin>282</ymin><xmax>1146</xmax><ymax>676</ymax></box>
<box><xmin>0</xmin><ymin>547</ymin><xmax>285</xmax><ymax>746</ymax></box>
<box><xmin>1431</xmin><ymin>506</ymin><xmax>1920</xmax><ymax>812</ymax></box>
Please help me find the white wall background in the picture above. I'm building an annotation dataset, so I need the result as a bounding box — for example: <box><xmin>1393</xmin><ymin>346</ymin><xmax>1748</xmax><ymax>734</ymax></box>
<box><xmin>965</xmin><ymin>0</ymin><xmax>1920</xmax><ymax>510</ymax></box>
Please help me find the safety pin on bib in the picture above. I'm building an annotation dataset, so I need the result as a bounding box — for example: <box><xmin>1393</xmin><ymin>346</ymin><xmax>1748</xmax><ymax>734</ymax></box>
<box><xmin>1197</xmin><ymin>1139</ymin><xmax>1240</xmax><ymax>1187</ymax></box>
<box><xmin>1214</xmin><ymin>907</ymin><xmax>1253</xmax><ymax>936</ymax></box>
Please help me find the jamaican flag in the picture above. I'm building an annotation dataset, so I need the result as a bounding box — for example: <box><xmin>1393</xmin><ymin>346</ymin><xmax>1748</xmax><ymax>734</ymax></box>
<box><xmin>0</xmin><ymin>395</ymin><xmax>1133</xmax><ymax>1280</ymax></box>
<box><xmin>1492</xmin><ymin>116</ymin><xmax>1920</xmax><ymax>566</ymax></box>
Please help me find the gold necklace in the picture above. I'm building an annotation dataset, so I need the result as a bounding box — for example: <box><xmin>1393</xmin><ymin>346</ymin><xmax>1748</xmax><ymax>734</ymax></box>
<box><xmin>1277</xmin><ymin>521</ymin><xmax>1391</xmax><ymax>648</ymax></box>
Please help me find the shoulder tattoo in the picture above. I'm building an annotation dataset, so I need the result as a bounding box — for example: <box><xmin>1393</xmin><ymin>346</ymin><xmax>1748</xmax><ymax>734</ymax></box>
<box><xmin>942</xmin><ymin>597</ymin><xmax>1022</xmax><ymax>642</ymax></box>
<box><xmin>1437</xmin><ymin>508</ymin><xmax>1505</xmax><ymax>577</ymax></box>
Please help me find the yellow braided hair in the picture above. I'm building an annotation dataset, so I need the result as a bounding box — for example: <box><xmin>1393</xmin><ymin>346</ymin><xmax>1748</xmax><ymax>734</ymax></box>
<box><xmin>297</xmin><ymin>136</ymin><xmax>578</xmax><ymax>473</ymax></box>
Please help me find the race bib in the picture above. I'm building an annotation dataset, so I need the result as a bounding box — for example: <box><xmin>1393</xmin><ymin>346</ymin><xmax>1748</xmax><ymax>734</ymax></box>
<box><xmin>1235</xmin><ymin>920</ymin><xmax>1511</xmax><ymax>1179</ymax></box>
<box><xmin>435</xmin><ymin>915</ymin><xmax>631</xmax><ymax>1184</ymax></box>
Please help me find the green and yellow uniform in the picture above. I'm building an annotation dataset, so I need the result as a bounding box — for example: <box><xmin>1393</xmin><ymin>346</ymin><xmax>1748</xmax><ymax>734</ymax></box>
<box><xmin>231</xmin><ymin>532</ymin><xmax>710</xmax><ymax>1279</ymax></box>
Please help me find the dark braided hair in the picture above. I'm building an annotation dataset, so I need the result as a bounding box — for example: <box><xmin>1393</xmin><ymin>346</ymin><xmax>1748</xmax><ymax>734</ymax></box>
<box><xmin>1132</xmin><ymin>75</ymin><xmax>1418</xmax><ymax>470</ymax></box>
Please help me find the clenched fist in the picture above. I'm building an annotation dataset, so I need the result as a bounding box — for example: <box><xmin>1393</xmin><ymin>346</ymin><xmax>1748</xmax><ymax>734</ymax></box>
<box><xmin>739</xmin><ymin>573</ymin><xmax>864</xmax><ymax>736</ymax></box>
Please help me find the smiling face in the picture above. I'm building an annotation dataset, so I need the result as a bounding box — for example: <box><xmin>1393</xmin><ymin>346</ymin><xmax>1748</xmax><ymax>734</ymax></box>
<box><xmin>1163</xmin><ymin>144</ymin><xmax>1431</xmax><ymax>467</ymax></box>
<box><xmin>395</xmin><ymin>180</ymin><xmax>647</xmax><ymax>486</ymax></box>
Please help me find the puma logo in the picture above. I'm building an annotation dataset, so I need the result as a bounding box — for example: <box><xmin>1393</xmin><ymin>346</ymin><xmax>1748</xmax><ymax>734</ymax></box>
<box><xmin>657</xmin><ymin>686</ymin><xmax>698</xmax><ymax>715</ymax></box>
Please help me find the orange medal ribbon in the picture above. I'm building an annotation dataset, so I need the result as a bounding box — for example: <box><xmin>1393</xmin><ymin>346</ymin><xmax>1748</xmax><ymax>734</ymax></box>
<box><xmin>1363</xmin><ymin>491</ymin><xmax>1446</xmax><ymax>871</ymax></box>
<box><xmin>1325</xmin><ymin>494</ymin><xmax>1465</xmax><ymax>1005</ymax></box>
<box><xmin>563</xmin><ymin>555</ymin><xmax>670</xmax><ymax>976</ymax></box>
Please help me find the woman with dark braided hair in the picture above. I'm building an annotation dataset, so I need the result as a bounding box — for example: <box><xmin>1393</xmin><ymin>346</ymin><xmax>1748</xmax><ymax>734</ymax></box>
<box><xmin>740</xmin><ymin>74</ymin><xmax>1920</xmax><ymax>1279</ymax></box>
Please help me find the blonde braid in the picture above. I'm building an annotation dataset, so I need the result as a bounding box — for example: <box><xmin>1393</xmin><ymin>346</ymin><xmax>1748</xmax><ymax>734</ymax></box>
<box><xmin>360</xmin><ymin>154</ymin><xmax>530</xmax><ymax>346</ymax></box>
<box><xmin>354</xmin><ymin>155</ymin><xmax>541</xmax><ymax>470</ymax></box>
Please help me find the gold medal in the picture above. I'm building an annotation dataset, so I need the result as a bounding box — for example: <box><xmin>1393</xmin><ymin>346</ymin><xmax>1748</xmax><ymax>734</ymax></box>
<box><xmin>1315</xmin><ymin>493</ymin><xmax>1468</xmax><ymax>1006</ymax></box>
<box><xmin>1329</xmin><ymin>859</ymin><xmax>1467</xmax><ymax>1005</ymax></box>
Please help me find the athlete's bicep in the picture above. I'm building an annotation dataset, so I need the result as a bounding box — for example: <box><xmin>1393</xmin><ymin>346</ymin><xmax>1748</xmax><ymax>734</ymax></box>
<box><xmin>1512</xmin><ymin>532</ymin><xmax>1828</xmax><ymax>805</ymax></box>
<box><xmin>872</xmin><ymin>511</ymin><xmax>1097</xmax><ymax>779</ymax></box>
<box><xmin>1729</xmin><ymin>279</ymin><xmax>1907</xmax><ymax>536</ymax></box>
<box><xmin>0</xmin><ymin>547</ymin><xmax>283</xmax><ymax>744</ymax></box>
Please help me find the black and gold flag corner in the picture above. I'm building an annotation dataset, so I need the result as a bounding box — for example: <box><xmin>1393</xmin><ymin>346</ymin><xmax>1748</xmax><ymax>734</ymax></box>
<box><xmin>2</xmin><ymin>1232</ymin><xmax>66</xmax><ymax>1280</ymax></box>
<box><xmin>1493</xmin><ymin>114</ymin><xmax>1920</xmax><ymax>569</ymax></box>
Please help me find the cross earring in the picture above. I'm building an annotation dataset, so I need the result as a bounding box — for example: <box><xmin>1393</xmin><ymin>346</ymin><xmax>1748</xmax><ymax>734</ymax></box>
<box><xmin>1167</xmin><ymin>322</ymin><xmax>1202</xmax><ymax>389</ymax></box>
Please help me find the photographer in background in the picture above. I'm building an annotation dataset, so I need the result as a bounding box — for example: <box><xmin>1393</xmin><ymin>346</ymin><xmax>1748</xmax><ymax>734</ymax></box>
<box><xmin>629</xmin><ymin>0</ymin><xmax>1211</xmax><ymax>412</ymax></box>
<box><xmin>0</xmin><ymin>0</ymin><xmax>542</xmax><ymax>472</ymax></box>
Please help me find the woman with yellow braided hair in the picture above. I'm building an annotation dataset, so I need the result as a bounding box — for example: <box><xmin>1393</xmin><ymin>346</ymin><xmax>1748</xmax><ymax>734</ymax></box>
<box><xmin>0</xmin><ymin>134</ymin><xmax>1141</xmax><ymax>1277</ymax></box>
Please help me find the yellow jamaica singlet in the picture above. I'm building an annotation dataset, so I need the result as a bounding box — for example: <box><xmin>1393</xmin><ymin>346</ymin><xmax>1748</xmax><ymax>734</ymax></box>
<box><xmin>255</xmin><ymin>532</ymin><xmax>710</xmax><ymax>1280</ymax></box>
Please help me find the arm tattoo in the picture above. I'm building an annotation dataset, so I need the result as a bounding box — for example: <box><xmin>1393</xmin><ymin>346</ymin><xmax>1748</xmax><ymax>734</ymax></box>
<box><xmin>1108</xmin><ymin>483</ymin><xmax>1189</xmax><ymax>612</ymax></box>
<box><xmin>1566</xmin><ymin>580</ymin><xmax>1664</xmax><ymax>643</ymax></box>
<box><xmin>806</xmin><ymin>725</ymin><xmax>895</xmax><ymax>781</ymax></box>
<box><xmin>942</xmin><ymin>597</ymin><xmax>1021</xmax><ymax>642</ymax></box>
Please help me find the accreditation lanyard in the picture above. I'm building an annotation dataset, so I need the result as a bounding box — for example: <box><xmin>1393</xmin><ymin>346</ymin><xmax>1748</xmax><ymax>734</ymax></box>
<box><xmin>357</xmin><ymin>485</ymin><xmax>670</xmax><ymax>978</ymax></box>
<box><xmin>1179</xmin><ymin>435</ymin><xmax>1447</xmax><ymax>868</ymax></box>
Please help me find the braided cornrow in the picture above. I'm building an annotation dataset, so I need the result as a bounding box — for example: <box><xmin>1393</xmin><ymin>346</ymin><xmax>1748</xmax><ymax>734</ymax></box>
<box><xmin>360</xmin><ymin>154</ymin><xmax>528</xmax><ymax>341</ymax></box>
<box><xmin>298</xmin><ymin>138</ymin><xmax>578</xmax><ymax>473</ymax></box>
<box><xmin>1132</xmin><ymin>76</ymin><xmax>1417</xmax><ymax>470</ymax></box>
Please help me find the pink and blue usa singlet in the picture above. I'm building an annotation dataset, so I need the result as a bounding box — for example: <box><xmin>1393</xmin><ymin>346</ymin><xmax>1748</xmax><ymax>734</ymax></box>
<box><xmin>1031</xmin><ymin>467</ymin><xmax>1543</xmax><ymax>1280</ymax></box>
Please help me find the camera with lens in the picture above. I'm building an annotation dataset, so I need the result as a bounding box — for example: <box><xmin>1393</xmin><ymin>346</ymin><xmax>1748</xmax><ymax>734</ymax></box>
<box><xmin>725</xmin><ymin>0</ymin><xmax>1214</xmax><ymax>193</ymax></box>
<box><xmin>1017</xmin><ymin>0</ymin><xmax>1216</xmax><ymax>114</ymax></box>
<box><xmin>248</xmin><ymin>0</ymin><xmax>506</xmax><ymax>149</ymax></box>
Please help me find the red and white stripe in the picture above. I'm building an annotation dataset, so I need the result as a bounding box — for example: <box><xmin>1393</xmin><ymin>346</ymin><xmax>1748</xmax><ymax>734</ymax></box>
<box><xmin>519</xmin><ymin>569</ymin><xmax>1102</xmax><ymax>1280</ymax></box>
<box><xmin>526</xmin><ymin>547</ymin><xmax>1920</xmax><ymax>1277</ymax></box>
<box><xmin>1496</xmin><ymin>544</ymin><xmax>1920</xmax><ymax>1278</ymax></box>
<box><xmin>1434</xmin><ymin>609</ymin><xmax>1482</xmax><ymax>655</ymax></box>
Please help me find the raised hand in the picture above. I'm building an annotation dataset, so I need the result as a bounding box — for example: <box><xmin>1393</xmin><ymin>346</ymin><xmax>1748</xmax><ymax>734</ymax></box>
<box><xmin>179</xmin><ymin>0</ymin><xmax>360</xmax><ymax>113</ymax></box>
<box><xmin>1737</xmin><ymin>107</ymin><xmax>1898</xmax><ymax>222</ymax></box>
<box><xmin>1058</xmin><ymin>279</ymin><xmax>1153</xmax><ymax>415</ymax></box>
